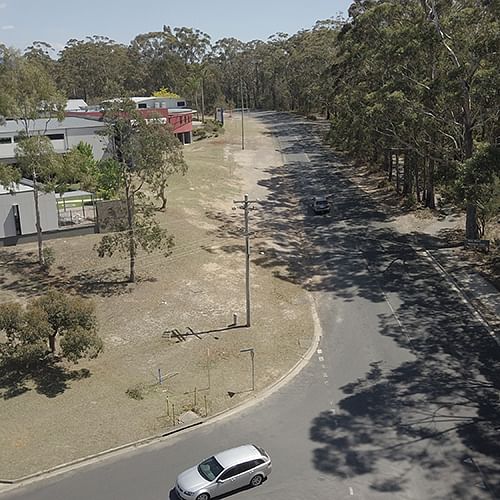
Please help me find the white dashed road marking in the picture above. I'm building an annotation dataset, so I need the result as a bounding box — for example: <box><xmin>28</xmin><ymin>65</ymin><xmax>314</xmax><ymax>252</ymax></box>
<box><xmin>349</xmin><ymin>486</ymin><xmax>354</xmax><ymax>495</ymax></box>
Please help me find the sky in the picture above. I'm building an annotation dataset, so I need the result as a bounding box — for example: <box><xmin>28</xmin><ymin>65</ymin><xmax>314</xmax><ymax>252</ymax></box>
<box><xmin>0</xmin><ymin>0</ymin><xmax>352</xmax><ymax>54</ymax></box>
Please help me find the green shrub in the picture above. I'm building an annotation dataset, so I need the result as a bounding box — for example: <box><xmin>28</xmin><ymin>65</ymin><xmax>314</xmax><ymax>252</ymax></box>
<box><xmin>193</xmin><ymin>128</ymin><xmax>207</xmax><ymax>140</ymax></box>
<box><xmin>193</xmin><ymin>120</ymin><xmax>224</xmax><ymax>141</ymax></box>
<box><xmin>126</xmin><ymin>384</ymin><xmax>145</xmax><ymax>400</ymax></box>
<box><xmin>402</xmin><ymin>194</ymin><xmax>417</xmax><ymax>209</ymax></box>
<box><xmin>42</xmin><ymin>246</ymin><xmax>56</xmax><ymax>271</ymax></box>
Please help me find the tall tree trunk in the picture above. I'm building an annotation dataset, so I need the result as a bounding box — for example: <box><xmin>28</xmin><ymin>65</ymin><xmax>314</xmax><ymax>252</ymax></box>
<box><xmin>125</xmin><ymin>183</ymin><xmax>136</xmax><ymax>283</ymax></box>
<box><xmin>201</xmin><ymin>77</ymin><xmax>205</xmax><ymax>123</ymax></box>
<box><xmin>415</xmin><ymin>155</ymin><xmax>421</xmax><ymax>202</ymax></box>
<box><xmin>402</xmin><ymin>153</ymin><xmax>413</xmax><ymax>196</ymax></box>
<box><xmin>194</xmin><ymin>91</ymin><xmax>199</xmax><ymax>119</ymax></box>
<box><xmin>463</xmin><ymin>111</ymin><xmax>479</xmax><ymax>239</ymax></box>
<box><xmin>383</xmin><ymin>149</ymin><xmax>389</xmax><ymax>173</ymax></box>
<box><xmin>159</xmin><ymin>180</ymin><xmax>167</xmax><ymax>211</ymax></box>
<box><xmin>32</xmin><ymin>173</ymin><xmax>44</xmax><ymax>267</ymax></box>
<box><xmin>424</xmin><ymin>158</ymin><xmax>436</xmax><ymax>208</ymax></box>
<box><xmin>48</xmin><ymin>333</ymin><xmax>56</xmax><ymax>354</ymax></box>
<box><xmin>465</xmin><ymin>203</ymin><xmax>479</xmax><ymax>239</ymax></box>
<box><xmin>396</xmin><ymin>153</ymin><xmax>400</xmax><ymax>194</ymax></box>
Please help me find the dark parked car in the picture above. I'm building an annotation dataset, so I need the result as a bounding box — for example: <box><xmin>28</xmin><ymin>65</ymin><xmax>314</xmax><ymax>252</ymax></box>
<box><xmin>311</xmin><ymin>196</ymin><xmax>330</xmax><ymax>214</ymax></box>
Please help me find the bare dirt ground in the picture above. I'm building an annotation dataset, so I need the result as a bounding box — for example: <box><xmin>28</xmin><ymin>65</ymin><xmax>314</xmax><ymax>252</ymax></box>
<box><xmin>0</xmin><ymin>115</ymin><xmax>314</xmax><ymax>479</ymax></box>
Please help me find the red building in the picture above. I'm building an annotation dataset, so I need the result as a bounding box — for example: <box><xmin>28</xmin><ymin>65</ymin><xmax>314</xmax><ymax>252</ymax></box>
<box><xmin>65</xmin><ymin>96</ymin><xmax>193</xmax><ymax>144</ymax></box>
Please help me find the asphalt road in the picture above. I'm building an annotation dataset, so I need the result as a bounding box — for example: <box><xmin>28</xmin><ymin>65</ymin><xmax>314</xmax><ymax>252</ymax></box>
<box><xmin>3</xmin><ymin>112</ymin><xmax>499</xmax><ymax>500</ymax></box>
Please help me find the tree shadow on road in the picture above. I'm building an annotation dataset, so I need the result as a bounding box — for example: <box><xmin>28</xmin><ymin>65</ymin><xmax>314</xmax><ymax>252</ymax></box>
<box><xmin>212</xmin><ymin>112</ymin><xmax>500</xmax><ymax>498</ymax></box>
<box><xmin>309</xmin><ymin>248</ymin><xmax>500</xmax><ymax>498</ymax></box>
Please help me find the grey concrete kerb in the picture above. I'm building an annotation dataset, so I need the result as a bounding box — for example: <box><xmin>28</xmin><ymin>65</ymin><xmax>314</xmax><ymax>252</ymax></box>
<box><xmin>422</xmin><ymin>249</ymin><xmax>500</xmax><ymax>346</ymax></box>
<box><xmin>0</xmin><ymin>294</ymin><xmax>322</xmax><ymax>494</ymax></box>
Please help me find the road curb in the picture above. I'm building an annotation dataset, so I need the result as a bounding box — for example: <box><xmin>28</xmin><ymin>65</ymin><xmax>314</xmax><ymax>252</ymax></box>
<box><xmin>421</xmin><ymin>249</ymin><xmax>500</xmax><ymax>346</ymax></box>
<box><xmin>0</xmin><ymin>293</ymin><xmax>322</xmax><ymax>493</ymax></box>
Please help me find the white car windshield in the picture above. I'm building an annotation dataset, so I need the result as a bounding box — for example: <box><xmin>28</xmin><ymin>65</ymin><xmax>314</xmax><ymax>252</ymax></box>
<box><xmin>198</xmin><ymin>456</ymin><xmax>224</xmax><ymax>481</ymax></box>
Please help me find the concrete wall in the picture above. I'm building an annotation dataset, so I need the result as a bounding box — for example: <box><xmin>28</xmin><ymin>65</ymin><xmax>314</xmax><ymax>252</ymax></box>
<box><xmin>1</xmin><ymin>224</ymin><xmax>97</xmax><ymax>247</ymax></box>
<box><xmin>0</xmin><ymin>190</ymin><xmax>59</xmax><ymax>239</ymax></box>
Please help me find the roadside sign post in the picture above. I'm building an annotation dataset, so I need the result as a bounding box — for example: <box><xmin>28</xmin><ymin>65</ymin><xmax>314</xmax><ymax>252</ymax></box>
<box><xmin>240</xmin><ymin>348</ymin><xmax>255</xmax><ymax>391</ymax></box>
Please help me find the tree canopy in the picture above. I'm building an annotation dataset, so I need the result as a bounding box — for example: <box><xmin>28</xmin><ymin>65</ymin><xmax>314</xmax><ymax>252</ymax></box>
<box><xmin>1</xmin><ymin>8</ymin><xmax>498</xmax><ymax>239</ymax></box>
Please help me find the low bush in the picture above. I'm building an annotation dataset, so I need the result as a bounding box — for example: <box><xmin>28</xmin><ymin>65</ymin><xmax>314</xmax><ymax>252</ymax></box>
<box><xmin>126</xmin><ymin>384</ymin><xmax>146</xmax><ymax>400</ymax></box>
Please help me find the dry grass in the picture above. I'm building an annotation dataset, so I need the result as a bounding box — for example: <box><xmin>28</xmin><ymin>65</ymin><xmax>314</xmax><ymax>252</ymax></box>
<box><xmin>0</xmin><ymin>116</ymin><xmax>314</xmax><ymax>479</ymax></box>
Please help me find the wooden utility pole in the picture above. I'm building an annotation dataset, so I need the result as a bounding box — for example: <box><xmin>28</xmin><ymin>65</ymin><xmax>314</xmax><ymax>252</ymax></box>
<box><xmin>240</xmin><ymin>78</ymin><xmax>245</xmax><ymax>150</ymax></box>
<box><xmin>233</xmin><ymin>194</ymin><xmax>257</xmax><ymax>326</ymax></box>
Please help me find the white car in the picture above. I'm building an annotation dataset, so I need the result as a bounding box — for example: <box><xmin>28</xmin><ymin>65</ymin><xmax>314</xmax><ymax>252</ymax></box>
<box><xmin>175</xmin><ymin>444</ymin><xmax>272</xmax><ymax>500</ymax></box>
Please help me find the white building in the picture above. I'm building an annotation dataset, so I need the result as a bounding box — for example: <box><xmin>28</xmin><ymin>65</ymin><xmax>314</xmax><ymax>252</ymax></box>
<box><xmin>0</xmin><ymin>116</ymin><xmax>107</xmax><ymax>163</ymax></box>
<box><xmin>129</xmin><ymin>96</ymin><xmax>188</xmax><ymax>109</ymax></box>
<box><xmin>65</xmin><ymin>99</ymin><xmax>89</xmax><ymax>112</ymax></box>
<box><xmin>0</xmin><ymin>179</ymin><xmax>58</xmax><ymax>241</ymax></box>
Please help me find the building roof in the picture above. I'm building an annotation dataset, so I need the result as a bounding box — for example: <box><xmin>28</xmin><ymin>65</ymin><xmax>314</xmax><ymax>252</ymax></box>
<box><xmin>65</xmin><ymin>99</ymin><xmax>88</xmax><ymax>111</ymax></box>
<box><xmin>130</xmin><ymin>97</ymin><xmax>159</xmax><ymax>103</ymax></box>
<box><xmin>0</xmin><ymin>116</ymin><xmax>105</xmax><ymax>135</ymax></box>
<box><xmin>167</xmin><ymin>108</ymin><xmax>194</xmax><ymax>114</ymax></box>
<box><xmin>0</xmin><ymin>178</ymin><xmax>34</xmax><ymax>195</ymax></box>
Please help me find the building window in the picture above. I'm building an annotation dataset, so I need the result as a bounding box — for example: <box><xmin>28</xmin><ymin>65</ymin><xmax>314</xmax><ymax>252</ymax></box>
<box><xmin>138</xmin><ymin>103</ymin><xmax>147</xmax><ymax>109</ymax></box>
<box><xmin>177</xmin><ymin>101</ymin><xmax>185</xmax><ymax>107</ymax></box>
<box><xmin>0</xmin><ymin>137</ymin><xmax>12</xmax><ymax>144</ymax></box>
<box><xmin>47</xmin><ymin>133</ymin><xmax>64</xmax><ymax>141</ymax></box>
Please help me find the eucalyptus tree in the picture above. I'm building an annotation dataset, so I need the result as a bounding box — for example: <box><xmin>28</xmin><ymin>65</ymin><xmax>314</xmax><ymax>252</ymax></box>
<box><xmin>261</xmin><ymin>32</ymin><xmax>291</xmax><ymax>110</ymax></box>
<box><xmin>129</xmin><ymin>30</ymin><xmax>187</xmax><ymax>95</ymax></box>
<box><xmin>328</xmin><ymin>0</ymin><xmax>499</xmax><ymax>220</ymax></box>
<box><xmin>419</xmin><ymin>0</ymin><xmax>500</xmax><ymax>237</ymax></box>
<box><xmin>210</xmin><ymin>37</ymin><xmax>246</xmax><ymax>107</ymax></box>
<box><xmin>0</xmin><ymin>290</ymin><xmax>102</xmax><ymax>365</ymax></box>
<box><xmin>0</xmin><ymin>54</ymin><xmax>65</xmax><ymax>267</ymax></box>
<box><xmin>23</xmin><ymin>41</ymin><xmax>58</xmax><ymax>77</ymax></box>
<box><xmin>58</xmin><ymin>36</ymin><xmax>132</xmax><ymax>102</ymax></box>
<box><xmin>94</xmin><ymin>99</ymin><xmax>177</xmax><ymax>283</ymax></box>
<box><xmin>286</xmin><ymin>19</ymin><xmax>341</xmax><ymax>114</ymax></box>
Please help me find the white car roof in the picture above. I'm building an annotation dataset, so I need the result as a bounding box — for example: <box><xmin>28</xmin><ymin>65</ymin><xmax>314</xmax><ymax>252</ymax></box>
<box><xmin>213</xmin><ymin>445</ymin><xmax>261</xmax><ymax>468</ymax></box>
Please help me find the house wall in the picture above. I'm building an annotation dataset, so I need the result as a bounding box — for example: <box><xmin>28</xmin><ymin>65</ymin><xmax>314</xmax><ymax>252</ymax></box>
<box><xmin>0</xmin><ymin>190</ymin><xmax>58</xmax><ymax>239</ymax></box>
<box><xmin>66</xmin><ymin>127</ymin><xmax>108</xmax><ymax>160</ymax></box>
<box><xmin>0</xmin><ymin>126</ymin><xmax>106</xmax><ymax>162</ymax></box>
